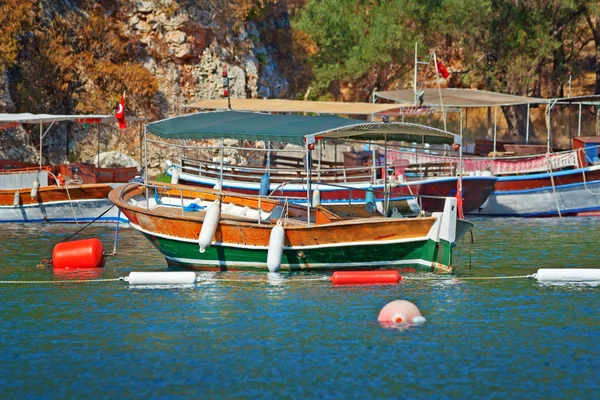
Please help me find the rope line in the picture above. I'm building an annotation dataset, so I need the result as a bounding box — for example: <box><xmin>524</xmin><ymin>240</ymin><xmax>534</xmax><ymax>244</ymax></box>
<box><xmin>404</xmin><ymin>274</ymin><xmax>535</xmax><ymax>281</ymax></box>
<box><xmin>0</xmin><ymin>275</ymin><xmax>538</xmax><ymax>285</ymax></box>
<box><xmin>0</xmin><ymin>278</ymin><xmax>124</xmax><ymax>284</ymax></box>
<box><xmin>58</xmin><ymin>205</ymin><xmax>116</xmax><ymax>244</ymax></box>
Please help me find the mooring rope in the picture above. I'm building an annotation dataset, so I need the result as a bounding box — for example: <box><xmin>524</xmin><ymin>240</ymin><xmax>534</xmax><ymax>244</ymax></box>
<box><xmin>58</xmin><ymin>205</ymin><xmax>116</xmax><ymax>244</ymax></box>
<box><xmin>0</xmin><ymin>274</ymin><xmax>539</xmax><ymax>285</ymax></box>
<box><xmin>0</xmin><ymin>278</ymin><xmax>125</xmax><ymax>284</ymax></box>
<box><xmin>404</xmin><ymin>274</ymin><xmax>535</xmax><ymax>281</ymax></box>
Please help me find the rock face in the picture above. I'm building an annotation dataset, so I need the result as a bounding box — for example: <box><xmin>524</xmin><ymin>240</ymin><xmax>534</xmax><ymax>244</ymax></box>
<box><xmin>125</xmin><ymin>1</ymin><xmax>289</xmax><ymax>113</ymax></box>
<box><xmin>0</xmin><ymin>1</ymin><xmax>292</xmax><ymax>177</ymax></box>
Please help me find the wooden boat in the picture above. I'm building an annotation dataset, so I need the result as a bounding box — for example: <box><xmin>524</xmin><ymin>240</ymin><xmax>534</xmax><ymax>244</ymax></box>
<box><xmin>0</xmin><ymin>113</ymin><xmax>134</xmax><ymax>223</ymax></box>
<box><xmin>112</xmin><ymin>110</ymin><xmax>474</xmax><ymax>272</ymax></box>
<box><xmin>179</xmin><ymin>99</ymin><xmax>496</xmax><ymax>214</ymax></box>
<box><xmin>110</xmin><ymin>182</ymin><xmax>471</xmax><ymax>272</ymax></box>
<box><xmin>374</xmin><ymin>89</ymin><xmax>600</xmax><ymax>217</ymax></box>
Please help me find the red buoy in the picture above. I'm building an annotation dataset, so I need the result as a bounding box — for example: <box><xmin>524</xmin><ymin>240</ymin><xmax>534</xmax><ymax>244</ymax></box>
<box><xmin>330</xmin><ymin>270</ymin><xmax>403</xmax><ymax>286</ymax></box>
<box><xmin>52</xmin><ymin>238</ymin><xmax>105</xmax><ymax>269</ymax></box>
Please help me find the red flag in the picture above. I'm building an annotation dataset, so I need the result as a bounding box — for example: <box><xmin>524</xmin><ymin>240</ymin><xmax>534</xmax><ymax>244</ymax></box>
<box><xmin>115</xmin><ymin>92</ymin><xmax>126</xmax><ymax>129</ymax></box>
<box><xmin>436</xmin><ymin>60</ymin><xmax>450</xmax><ymax>79</ymax></box>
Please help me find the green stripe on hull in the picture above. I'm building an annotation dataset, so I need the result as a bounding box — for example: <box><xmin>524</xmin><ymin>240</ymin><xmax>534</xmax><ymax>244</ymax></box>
<box><xmin>143</xmin><ymin>233</ymin><xmax>453</xmax><ymax>272</ymax></box>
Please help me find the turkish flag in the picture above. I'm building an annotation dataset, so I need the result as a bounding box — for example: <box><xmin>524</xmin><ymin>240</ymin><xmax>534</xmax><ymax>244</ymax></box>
<box><xmin>115</xmin><ymin>92</ymin><xmax>126</xmax><ymax>129</ymax></box>
<box><xmin>436</xmin><ymin>60</ymin><xmax>450</xmax><ymax>79</ymax></box>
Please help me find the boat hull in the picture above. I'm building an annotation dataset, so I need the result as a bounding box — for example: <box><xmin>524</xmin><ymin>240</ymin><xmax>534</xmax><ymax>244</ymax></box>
<box><xmin>0</xmin><ymin>184</ymin><xmax>128</xmax><ymax>223</ymax></box>
<box><xmin>468</xmin><ymin>166</ymin><xmax>600</xmax><ymax>217</ymax></box>
<box><xmin>140</xmin><ymin>227</ymin><xmax>453</xmax><ymax>272</ymax></box>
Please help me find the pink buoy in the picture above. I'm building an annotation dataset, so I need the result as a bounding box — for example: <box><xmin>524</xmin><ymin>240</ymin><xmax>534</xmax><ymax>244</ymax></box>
<box><xmin>378</xmin><ymin>300</ymin><xmax>426</xmax><ymax>325</ymax></box>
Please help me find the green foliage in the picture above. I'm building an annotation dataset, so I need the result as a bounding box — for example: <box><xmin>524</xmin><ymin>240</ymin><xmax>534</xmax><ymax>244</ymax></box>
<box><xmin>153</xmin><ymin>172</ymin><xmax>172</xmax><ymax>183</ymax></box>
<box><xmin>294</xmin><ymin>0</ymin><xmax>419</xmax><ymax>93</ymax></box>
<box><xmin>294</xmin><ymin>0</ymin><xmax>599</xmax><ymax>98</ymax></box>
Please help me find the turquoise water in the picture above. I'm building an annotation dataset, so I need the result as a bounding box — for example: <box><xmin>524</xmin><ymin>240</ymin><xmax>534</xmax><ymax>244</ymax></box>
<box><xmin>0</xmin><ymin>219</ymin><xmax>599</xmax><ymax>398</ymax></box>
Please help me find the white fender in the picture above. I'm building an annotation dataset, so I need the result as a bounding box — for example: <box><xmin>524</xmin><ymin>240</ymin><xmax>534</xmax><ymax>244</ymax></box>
<box><xmin>536</xmin><ymin>268</ymin><xmax>600</xmax><ymax>283</ymax></box>
<box><xmin>30</xmin><ymin>178</ymin><xmax>40</xmax><ymax>199</ymax></box>
<box><xmin>312</xmin><ymin>187</ymin><xmax>321</xmax><ymax>207</ymax></box>
<box><xmin>170</xmin><ymin>168</ymin><xmax>180</xmax><ymax>184</ymax></box>
<box><xmin>198</xmin><ymin>201</ymin><xmax>221</xmax><ymax>253</ymax></box>
<box><xmin>267</xmin><ymin>221</ymin><xmax>285</xmax><ymax>272</ymax></box>
<box><xmin>13</xmin><ymin>190</ymin><xmax>20</xmax><ymax>207</ymax></box>
<box><xmin>127</xmin><ymin>271</ymin><xmax>197</xmax><ymax>286</ymax></box>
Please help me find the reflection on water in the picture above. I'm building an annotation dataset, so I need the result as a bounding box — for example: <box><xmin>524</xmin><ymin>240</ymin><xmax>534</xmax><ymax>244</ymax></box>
<box><xmin>0</xmin><ymin>219</ymin><xmax>599</xmax><ymax>398</ymax></box>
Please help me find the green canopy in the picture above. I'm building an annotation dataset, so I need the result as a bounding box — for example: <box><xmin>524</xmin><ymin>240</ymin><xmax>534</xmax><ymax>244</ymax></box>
<box><xmin>146</xmin><ymin>110</ymin><xmax>459</xmax><ymax>145</ymax></box>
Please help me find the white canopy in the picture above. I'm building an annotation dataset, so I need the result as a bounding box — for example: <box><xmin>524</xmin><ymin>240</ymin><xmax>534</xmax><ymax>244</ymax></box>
<box><xmin>375</xmin><ymin>89</ymin><xmax>548</xmax><ymax>108</ymax></box>
<box><xmin>0</xmin><ymin>113</ymin><xmax>117</xmax><ymax>125</ymax></box>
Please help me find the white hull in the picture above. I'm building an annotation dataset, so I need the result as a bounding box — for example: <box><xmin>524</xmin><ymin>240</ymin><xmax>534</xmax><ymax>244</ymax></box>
<box><xmin>0</xmin><ymin>198</ymin><xmax>128</xmax><ymax>223</ymax></box>
<box><xmin>469</xmin><ymin>179</ymin><xmax>600</xmax><ymax>217</ymax></box>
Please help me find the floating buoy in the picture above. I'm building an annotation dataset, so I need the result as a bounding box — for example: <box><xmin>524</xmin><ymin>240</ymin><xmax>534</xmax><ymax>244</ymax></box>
<box><xmin>259</xmin><ymin>173</ymin><xmax>270</xmax><ymax>196</ymax></box>
<box><xmin>170</xmin><ymin>168</ymin><xmax>180</xmax><ymax>184</ymax></box>
<box><xmin>52</xmin><ymin>238</ymin><xmax>105</xmax><ymax>269</ymax></box>
<box><xmin>267</xmin><ymin>220</ymin><xmax>285</xmax><ymax>272</ymax></box>
<box><xmin>198</xmin><ymin>201</ymin><xmax>220</xmax><ymax>253</ymax></box>
<box><xmin>312</xmin><ymin>187</ymin><xmax>321</xmax><ymax>207</ymax></box>
<box><xmin>536</xmin><ymin>268</ymin><xmax>600</xmax><ymax>283</ymax></box>
<box><xmin>330</xmin><ymin>270</ymin><xmax>403</xmax><ymax>285</ymax></box>
<box><xmin>127</xmin><ymin>271</ymin><xmax>197</xmax><ymax>286</ymax></box>
<box><xmin>378</xmin><ymin>300</ymin><xmax>426</xmax><ymax>324</ymax></box>
<box><xmin>13</xmin><ymin>190</ymin><xmax>20</xmax><ymax>207</ymax></box>
<box><xmin>31</xmin><ymin>178</ymin><xmax>40</xmax><ymax>199</ymax></box>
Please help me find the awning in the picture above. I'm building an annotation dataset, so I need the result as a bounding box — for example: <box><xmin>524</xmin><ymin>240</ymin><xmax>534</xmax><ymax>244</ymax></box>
<box><xmin>185</xmin><ymin>98</ymin><xmax>409</xmax><ymax>115</ymax></box>
<box><xmin>146</xmin><ymin>110</ymin><xmax>460</xmax><ymax>145</ymax></box>
<box><xmin>0</xmin><ymin>113</ymin><xmax>117</xmax><ymax>125</ymax></box>
<box><xmin>549</xmin><ymin>95</ymin><xmax>600</xmax><ymax>105</ymax></box>
<box><xmin>375</xmin><ymin>89</ymin><xmax>549</xmax><ymax>108</ymax></box>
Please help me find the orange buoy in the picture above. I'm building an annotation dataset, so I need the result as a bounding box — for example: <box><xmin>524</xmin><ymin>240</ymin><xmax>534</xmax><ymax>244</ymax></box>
<box><xmin>52</xmin><ymin>238</ymin><xmax>105</xmax><ymax>269</ymax></box>
<box><xmin>330</xmin><ymin>270</ymin><xmax>403</xmax><ymax>286</ymax></box>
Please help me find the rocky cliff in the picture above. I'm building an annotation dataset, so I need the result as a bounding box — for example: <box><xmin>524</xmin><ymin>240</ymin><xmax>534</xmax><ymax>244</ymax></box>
<box><xmin>0</xmin><ymin>0</ymin><xmax>296</xmax><ymax>176</ymax></box>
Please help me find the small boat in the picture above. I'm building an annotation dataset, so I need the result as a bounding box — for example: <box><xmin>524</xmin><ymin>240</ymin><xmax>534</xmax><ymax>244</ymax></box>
<box><xmin>0</xmin><ymin>113</ymin><xmax>133</xmax><ymax>223</ymax></box>
<box><xmin>110</xmin><ymin>110</ymin><xmax>474</xmax><ymax>272</ymax></box>
<box><xmin>374</xmin><ymin>88</ymin><xmax>600</xmax><ymax>217</ymax></box>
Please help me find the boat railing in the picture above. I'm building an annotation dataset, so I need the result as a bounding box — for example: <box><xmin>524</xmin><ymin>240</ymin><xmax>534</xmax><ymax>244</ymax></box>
<box><xmin>381</xmin><ymin>144</ymin><xmax>600</xmax><ymax>176</ymax></box>
<box><xmin>177</xmin><ymin>156</ymin><xmax>412</xmax><ymax>185</ymax></box>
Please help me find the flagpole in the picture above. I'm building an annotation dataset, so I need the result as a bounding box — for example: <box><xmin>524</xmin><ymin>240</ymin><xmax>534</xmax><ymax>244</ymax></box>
<box><xmin>414</xmin><ymin>43</ymin><xmax>418</xmax><ymax>106</ymax></box>
<box><xmin>433</xmin><ymin>52</ymin><xmax>446</xmax><ymax>131</ymax></box>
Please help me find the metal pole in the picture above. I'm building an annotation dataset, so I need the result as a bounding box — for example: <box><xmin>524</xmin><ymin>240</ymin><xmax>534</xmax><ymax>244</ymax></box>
<box><xmin>144</xmin><ymin>125</ymin><xmax>148</xmax><ymax>209</ymax></box>
<box><xmin>266</xmin><ymin>141</ymin><xmax>271</xmax><ymax>174</ymax></box>
<box><xmin>578</xmin><ymin>103</ymin><xmax>582</xmax><ymax>137</ymax></box>
<box><xmin>219</xmin><ymin>138</ymin><xmax>224</xmax><ymax>186</ymax></box>
<box><xmin>144</xmin><ymin>126</ymin><xmax>148</xmax><ymax>183</ymax></box>
<box><xmin>384</xmin><ymin>135</ymin><xmax>388</xmax><ymax>217</ymax></box>
<box><xmin>306</xmin><ymin>141</ymin><xmax>311</xmax><ymax>225</ymax></box>
<box><xmin>39</xmin><ymin>123</ymin><xmax>43</xmax><ymax>170</ymax></box>
<box><xmin>525</xmin><ymin>104</ymin><xmax>530</xmax><ymax>144</ymax></box>
<box><xmin>414</xmin><ymin>42</ymin><xmax>418</xmax><ymax>105</ymax></box>
<box><xmin>493</xmin><ymin>107</ymin><xmax>498</xmax><ymax>156</ymax></box>
<box><xmin>317</xmin><ymin>139</ymin><xmax>322</xmax><ymax>182</ymax></box>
